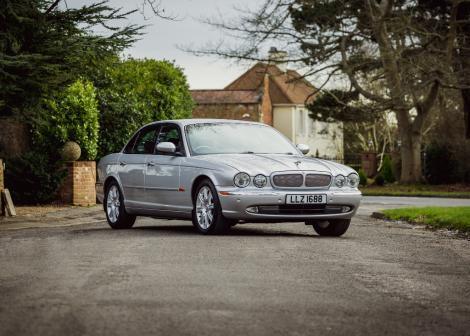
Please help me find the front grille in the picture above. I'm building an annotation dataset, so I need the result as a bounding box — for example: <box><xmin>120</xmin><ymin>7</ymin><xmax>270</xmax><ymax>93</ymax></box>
<box><xmin>272</xmin><ymin>174</ymin><xmax>303</xmax><ymax>188</ymax></box>
<box><xmin>256</xmin><ymin>204</ymin><xmax>347</xmax><ymax>215</ymax></box>
<box><xmin>305</xmin><ymin>174</ymin><xmax>331</xmax><ymax>187</ymax></box>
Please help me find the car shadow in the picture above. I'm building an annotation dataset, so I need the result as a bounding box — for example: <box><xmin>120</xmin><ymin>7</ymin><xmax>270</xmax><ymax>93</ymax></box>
<box><xmin>134</xmin><ymin>224</ymin><xmax>320</xmax><ymax>238</ymax></box>
<box><xmin>73</xmin><ymin>224</ymin><xmax>321</xmax><ymax>238</ymax></box>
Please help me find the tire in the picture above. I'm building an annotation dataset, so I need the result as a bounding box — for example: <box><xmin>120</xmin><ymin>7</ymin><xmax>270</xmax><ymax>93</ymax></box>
<box><xmin>310</xmin><ymin>219</ymin><xmax>351</xmax><ymax>237</ymax></box>
<box><xmin>192</xmin><ymin>179</ymin><xmax>230</xmax><ymax>234</ymax></box>
<box><xmin>104</xmin><ymin>181</ymin><xmax>136</xmax><ymax>229</ymax></box>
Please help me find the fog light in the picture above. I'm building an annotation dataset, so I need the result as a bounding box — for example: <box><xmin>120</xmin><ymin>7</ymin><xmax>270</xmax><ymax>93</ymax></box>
<box><xmin>341</xmin><ymin>206</ymin><xmax>351</xmax><ymax>213</ymax></box>
<box><xmin>246</xmin><ymin>206</ymin><xmax>259</xmax><ymax>213</ymax></box>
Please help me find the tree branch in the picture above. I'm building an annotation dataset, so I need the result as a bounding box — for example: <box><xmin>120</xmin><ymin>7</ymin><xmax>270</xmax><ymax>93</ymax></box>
<box><xmin>45</xmin><ymin>0</ymin><xmax>61</xmax><ymax>14</ymax></box>
<box><xmin>340</xmin><ymin>35</ymin><xmax>388</xmax><ymax>103</ymax></box>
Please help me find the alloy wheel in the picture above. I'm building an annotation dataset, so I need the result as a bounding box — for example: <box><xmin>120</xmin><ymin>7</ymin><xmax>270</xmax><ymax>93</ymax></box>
<box><xmin>106</xmin><ymin>185</ymin><xmax>120</xmax><ymax>223</ymax></box>
<box><xmin>196</xmin><ymin>186</ymin><xmax>215</xmax><ymax>229</ymax></box>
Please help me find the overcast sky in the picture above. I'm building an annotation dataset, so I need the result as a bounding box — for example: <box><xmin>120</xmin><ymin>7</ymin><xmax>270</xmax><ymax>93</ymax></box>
<box><xmin>73</xmin><ymin>0</ymin><xmax>265</xmax><ymax>89</ymax></box>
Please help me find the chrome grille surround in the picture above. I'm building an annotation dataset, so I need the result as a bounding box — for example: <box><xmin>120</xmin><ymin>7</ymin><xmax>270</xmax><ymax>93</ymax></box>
<box><xmin>272</xmin><ymin>174</ymin><xmax>303</xmax><ymax>188</ymax></box>
<box><xmin>271</xmin><ymin>171</ymin><xmax>332</xmax><ymax>189</ymax></box>
<box><xmin>305</xmin><ymin>174</ymin><xmax>331</xmax><ymax>187</ymax></box>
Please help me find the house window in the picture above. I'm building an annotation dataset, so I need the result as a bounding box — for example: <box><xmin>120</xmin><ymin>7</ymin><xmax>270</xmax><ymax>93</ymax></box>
<box><xmin>296</xmin><ymin>108</ymin><xmax>311</xmax><ymax>136</ymax></box>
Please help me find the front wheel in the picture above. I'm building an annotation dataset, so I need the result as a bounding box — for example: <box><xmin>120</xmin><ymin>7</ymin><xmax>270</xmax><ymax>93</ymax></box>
<box><xmin>308</xmin><ymin>219</ymin><xmax>351</xmax><ymax>237</ymax></box>
<box><xmin>105</xmin><ymin>181</ymin><xmax>136</xmax><ymax>229</ymax></box>
<box><xmin>192</xmin><ymin>179</ymin><xmax>230</xmax><ymax>234</ymax></box>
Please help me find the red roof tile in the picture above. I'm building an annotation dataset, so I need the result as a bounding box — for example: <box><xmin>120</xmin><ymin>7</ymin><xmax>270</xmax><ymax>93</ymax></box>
<box><xmin>190</xmin><ymin>90</ymin><xmax>261</xmax><ymax>104</ymax></box>
<box><xmin>225</xmin><ymin>63</ymin><xmax>317</xmax><ymax>105</ymax></box>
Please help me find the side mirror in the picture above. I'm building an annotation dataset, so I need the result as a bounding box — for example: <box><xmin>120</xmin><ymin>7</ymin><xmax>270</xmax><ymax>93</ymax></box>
<box><xmin>156</xmin><ymin>142</ymin><xmax>176</xmax><ymax>154</ymax></box>
<box><xmin>297</xmin><ymin>143</ymin><xmax>310</xmax><ymax>155</ymax></box>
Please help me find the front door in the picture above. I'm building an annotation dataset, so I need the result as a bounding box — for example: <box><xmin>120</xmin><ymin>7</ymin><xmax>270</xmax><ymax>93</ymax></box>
<box><xmin>118</xmin><ymin>125</ymin><xmax>159</xmax><ymax>209</ymax></box>
<box><xmin>145</xmin><ymin>124</ymin><xmax>186</xmax><ymax>213</ymax></box>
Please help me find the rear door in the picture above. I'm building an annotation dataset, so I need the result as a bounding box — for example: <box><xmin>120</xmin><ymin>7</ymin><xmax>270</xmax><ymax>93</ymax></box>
<box><xmin>118</xmin><ymin>125</ymin><xmax>159</xmax><ymax>208</ymax></box>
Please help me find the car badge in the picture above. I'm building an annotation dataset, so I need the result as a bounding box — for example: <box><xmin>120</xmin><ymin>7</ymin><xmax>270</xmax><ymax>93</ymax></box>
<box><xmin>294</xmin><ymin>160</ymin><xmax>301</xmax><ymax>167</ymax></box>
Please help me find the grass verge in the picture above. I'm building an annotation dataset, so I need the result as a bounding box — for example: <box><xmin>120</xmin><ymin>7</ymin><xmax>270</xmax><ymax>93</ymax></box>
<box><xmin>382</xmin><ymin>207</ymin><xmax>470</xmax><ymax>233</ymax></box>
<box><xmin>362</xmin><ymin>184</ymin><xmax>470</xmax><ymax>198</ymax></box>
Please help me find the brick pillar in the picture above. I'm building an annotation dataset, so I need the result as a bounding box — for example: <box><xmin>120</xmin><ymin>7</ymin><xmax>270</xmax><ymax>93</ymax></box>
<box><xmin>59</xmin><ymin>161</ymin><xmax>96</xmax><ymax>206</ymax></box>
<box><xmin>361</xmin><ymin>152</ymin><xmax>378</xmax><ymax>177</ymax></box>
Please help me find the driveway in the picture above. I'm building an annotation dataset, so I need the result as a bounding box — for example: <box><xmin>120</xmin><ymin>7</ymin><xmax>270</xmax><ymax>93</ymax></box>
<box><xmin>0</xmin><ymin>198</ymin><xmax>469</xmax><ymax>335</ymax></box>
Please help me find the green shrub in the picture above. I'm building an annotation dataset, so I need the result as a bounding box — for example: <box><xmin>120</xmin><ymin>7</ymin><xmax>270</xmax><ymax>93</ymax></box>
<box><xmin>4</xmin><ymin>152</ymin><xmax>66</xmax><ymax>204</ymax></box>
<box><xmin>358</xmin><ymin>169</ymin><xmax>367</xmax><ymax>186</ymax></box>
<box><xmin>380</xmin><ymin>155</ymin><xmax>395</xmax><ymax>183</ymax></box>
<box><xmin>424</xmin><ymin>142</ymin><xmax>458</xmax><ymax>185</ymax></box>
<box><xmin>94</xmin><ymin>58</ymin><xmax>194</xmax><ymax>157</ymax></box>
<box><xmin>374</xmin><ymin>174</ymin><xmax>385</xmax><ymax>186</ymax></box>
<box><xmin>35</xmin><ymin>79</ymin><xmax>99</xmax><ymax>160</ymax></box>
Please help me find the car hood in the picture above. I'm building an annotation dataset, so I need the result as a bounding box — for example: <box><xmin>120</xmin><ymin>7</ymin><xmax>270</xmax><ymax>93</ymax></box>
<box><xmin>200</xmin><ymin>154</ymin><xmax>355</xmax><ymax>176</ymax></box>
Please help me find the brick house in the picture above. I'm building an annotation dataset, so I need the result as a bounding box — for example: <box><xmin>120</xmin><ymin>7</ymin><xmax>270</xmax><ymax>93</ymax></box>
<box><xmin>191</xmin><ymin>51</ymin><xmax>343</xmax><ymax>158</ymax></box>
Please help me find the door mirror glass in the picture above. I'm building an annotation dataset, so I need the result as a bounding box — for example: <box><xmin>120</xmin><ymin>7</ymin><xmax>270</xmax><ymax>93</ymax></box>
<box><xmin>156</xmin><ymin>142</ymin><xmax>176</xmax><ymax>154</ymax></box>
<box><xmin>297</xmin><ymin>144</ymin><xmax>310</xmax><ymax>155</ymax></box>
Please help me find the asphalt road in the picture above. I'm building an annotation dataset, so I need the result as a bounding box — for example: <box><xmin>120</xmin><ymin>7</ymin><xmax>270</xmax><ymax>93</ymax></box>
<box><xmin>1</xmin><ymin>202</ymin><xmax>469</xmax><ymax>335</ymax></box>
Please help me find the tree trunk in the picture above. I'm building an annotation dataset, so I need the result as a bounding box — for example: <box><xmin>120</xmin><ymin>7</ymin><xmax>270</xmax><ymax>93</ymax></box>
<box><xmin>462</xmin><ymin>88</ymin><xmax>470</xmax><ymax>139</ymax></box>
<box><xmin>399</xmin><ymin>131</ymin><xmax>423</xmax><ymax>183</ymax></box>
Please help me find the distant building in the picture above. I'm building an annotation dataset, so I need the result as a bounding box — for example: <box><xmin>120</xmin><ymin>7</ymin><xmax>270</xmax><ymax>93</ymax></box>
<box><xmin>190</xmin><ymin>49</ymin><xmax>343</xmax><ymax>158</ymax></box>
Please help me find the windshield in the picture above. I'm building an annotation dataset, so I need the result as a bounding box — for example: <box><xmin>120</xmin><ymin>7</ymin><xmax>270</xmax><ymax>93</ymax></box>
<box><xmin>185</xmin><ymin>123</ymin><xmax>298</xmax><ymax>156</ymax></box>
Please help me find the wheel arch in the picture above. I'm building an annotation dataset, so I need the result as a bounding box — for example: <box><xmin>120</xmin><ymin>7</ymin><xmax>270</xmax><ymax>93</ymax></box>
<box><xmin>104</xmin><ymin>176</ymin><xmax>119</xmax><ymax>192</ymax></box>
<box><xmin>104</xmin><ymin>176</ymin><xmax>126</xmax><ymax>201</ymax></box>
<box><xmin>191</xmin><ymin>175</ymin><xmax>213</xmax><ymax>203</ymax></box>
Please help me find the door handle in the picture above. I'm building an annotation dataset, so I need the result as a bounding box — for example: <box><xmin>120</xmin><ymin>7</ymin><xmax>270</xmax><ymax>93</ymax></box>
<box><xmin>119</xmin><ymin>161</ymin><xmax>127</xmax><ymax>166</ymax></box>
<box><xmin>147</xmin><ymin>161</ymin><xmax>156</xmax><ymax>167</ymax></box>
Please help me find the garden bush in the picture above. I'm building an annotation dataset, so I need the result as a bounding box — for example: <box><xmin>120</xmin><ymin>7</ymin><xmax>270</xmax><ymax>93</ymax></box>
<box><xmin>35</xmin><ymin>79</ymin><xmax>99</xmax><ymax>160</ymax></box>
<box><xmin>424</xmin><ymin>142</ymin><xmax>458</xmax><ymax>185</ymax></box>
<box><xmin>95</xmin><ymin>58</ymin><xmax>193</xmax><ymax>157</ymax></box>
<box><xmin>380</xmin><ymin>155</ymin><xmax>395</xmax><ymax>183</ymax></box>
<box><xmin>374</xmin><ymin>174</ymin><xmax>385</xmax><ymax>186</ymax></box>
<box><xmin>5</xmin><ymin>152</ymin><xmax>66</xmax><ymax>204</ymax></box>
<box><xmin>358</xmin><ymin>169</ymin><xmax>367</xmax><ymax>186</ymax></box>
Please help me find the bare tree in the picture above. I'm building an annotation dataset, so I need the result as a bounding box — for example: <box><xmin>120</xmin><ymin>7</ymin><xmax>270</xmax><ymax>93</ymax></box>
<box><xmin>190</xmin><ymin>0</ymin><xmax>469</xmax><ymax>183</ymax></box>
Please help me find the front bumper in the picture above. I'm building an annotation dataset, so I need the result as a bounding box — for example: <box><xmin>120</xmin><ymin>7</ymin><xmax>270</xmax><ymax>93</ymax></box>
<box><xmin>217</xmin><ymin>187</ymin><xmax>361</xmax><ymax>221</ymax></box>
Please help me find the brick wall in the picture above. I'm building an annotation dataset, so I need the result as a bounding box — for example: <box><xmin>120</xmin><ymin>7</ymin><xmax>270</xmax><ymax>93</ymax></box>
<box><xmin>192</xmin><ymin>103</ymin><xmax>261</xmax><ymax>121</ymax></box>
<box><xmin>59</xmin><ymin>161</ymin><xmax>96</xmax><ymax>206</ymax></box>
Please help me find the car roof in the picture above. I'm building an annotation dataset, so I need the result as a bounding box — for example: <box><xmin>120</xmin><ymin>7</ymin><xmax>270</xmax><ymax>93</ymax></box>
<box><xmin>147</xmin><ymin>119</ymin><xmax>267</xmax><ymax>127</ymax></box>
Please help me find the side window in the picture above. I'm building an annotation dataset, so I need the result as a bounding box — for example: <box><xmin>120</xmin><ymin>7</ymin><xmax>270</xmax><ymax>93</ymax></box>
<box><xmin>131</xmin><ymin>126</ymin><xmax>159</xmax><ymax>154</ymax></box>
<box><xmin>156</xmin><ymin>124</ymin><xmax>184</xmax><ymax>155</ymax></box>
<box><xmin>123</xmin><ymin>131</ymin><xmax>140</xmax><ymax>154</ymax></box>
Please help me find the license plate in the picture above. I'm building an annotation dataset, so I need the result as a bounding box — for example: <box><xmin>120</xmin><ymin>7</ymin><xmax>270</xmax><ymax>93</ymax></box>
<box><xmin>286</xmin><ymin>194</ymin><xmax>327</xmax><ymax>204</ymax></box>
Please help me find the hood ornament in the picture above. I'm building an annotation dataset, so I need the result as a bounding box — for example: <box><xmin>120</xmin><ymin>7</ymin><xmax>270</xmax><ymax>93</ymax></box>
<box><xmin>294</xmin><ymin>160</ymin><xmax>302</xmax><ymax>167</ymax></box>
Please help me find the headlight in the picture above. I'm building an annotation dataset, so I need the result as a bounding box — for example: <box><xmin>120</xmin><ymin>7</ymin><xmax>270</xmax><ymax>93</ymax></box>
<box><xmin>234</xmin><ymin>172</ymin><xmax>250</xmax><ymax>188</ymax></box>
<box><xmin>334</xmin><ymin>174</ymin><xmax>346</xmax><ymax>188</ymax></box>
<box><xmin>253</xmin><ymin>174</ymin><xmax>267</xmax><ymax>188</ymax></box>
<box><xmin>347</xmin><ymin>173</ymin><xmax>359</xmax><ymax>188</ymax></box>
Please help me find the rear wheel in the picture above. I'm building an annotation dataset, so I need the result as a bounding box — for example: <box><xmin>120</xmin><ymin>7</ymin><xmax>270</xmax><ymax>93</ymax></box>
<box><xmin>105</xmin><ymin>181</ymin><xmax>136</xmax><ymax>229</ymax></box>
<box><xmin>308</xmin><ymin>219</ymin><xmax>351</xmax><ymax>237</ymax></box>
<box><xmin>192</xmin><ymin>179</ymin><xmax>230</xmax><ymax>234</ymax></box>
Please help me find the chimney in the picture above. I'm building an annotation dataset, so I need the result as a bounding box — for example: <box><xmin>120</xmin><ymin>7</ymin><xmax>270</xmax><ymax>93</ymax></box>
<box><xmin>268</xmin><ymin>47</ymin><xmax>288</xmax><ymax>72</ymax></box>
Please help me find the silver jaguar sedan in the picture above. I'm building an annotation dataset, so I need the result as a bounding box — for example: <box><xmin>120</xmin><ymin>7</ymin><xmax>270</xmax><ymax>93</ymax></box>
<box><xmin>96</xmin><ymin>119</ymin><xmax>361</xmax><ymax>236</ymax></box>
